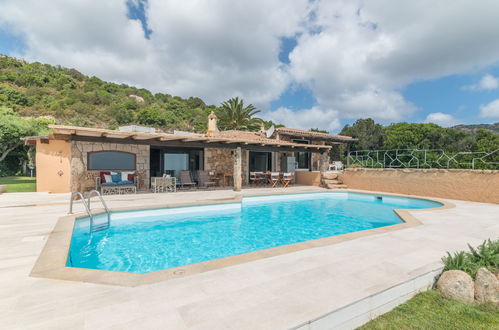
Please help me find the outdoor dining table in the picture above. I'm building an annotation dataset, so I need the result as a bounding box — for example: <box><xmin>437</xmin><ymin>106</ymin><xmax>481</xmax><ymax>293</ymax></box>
<box><xmin>253</xmin><ymin>172</ymin><xmax>272</xmax><ymax>186</ymax></box>
<box><xmin>217</xmin><ymin>173</ymin><xmax>233</xmax><ymax>187</ymax></box>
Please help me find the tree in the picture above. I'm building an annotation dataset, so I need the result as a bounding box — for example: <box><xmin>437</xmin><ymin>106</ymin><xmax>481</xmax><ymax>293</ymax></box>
<box><xmin>217</xmin><ymin>97</ymin><xmax>262</xmax><ymax>131</ymax></box>
<box><xmin>340</xmin><ymin>118</ymin><xmax>385</xmax><ymax>150</ymax></box>
<box><xmin>137</xmin><ymin>108</ymin><xmax>166</xmax><ymax>127</ymax></box>
<box><xmin>310</xmin><ymin>128</ymin><xmax>329</xmax><ymax>133</ymax></box>
<box><xmin>383</xmin><ymin>122</ymin><xmax>443</xmax><ymax>150</ymax></box>
<box><xmin>0</xmin><ymin>107</ymin><xmax>53</xmax><ymax>163</ymax></box>
<box><xmin>475</xmin><ymin>129</ymin><xmax>499</xmax><ymax>152</ymax></box>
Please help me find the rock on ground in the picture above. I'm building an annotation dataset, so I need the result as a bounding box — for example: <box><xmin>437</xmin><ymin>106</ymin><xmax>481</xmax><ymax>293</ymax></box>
<box><xmin>437</xmin><ymin>270</ymin><xmax>474</xmax><ymax>304</ymax></box>
<box><xmin>474</xmin><ymin>267</ymin><xmax>499</xmax><ymax>305</ymax></box>
<box><xmin>321</xmin><ymin>172</ymin><xmax>338</xmax><ymax>180</ymax></box>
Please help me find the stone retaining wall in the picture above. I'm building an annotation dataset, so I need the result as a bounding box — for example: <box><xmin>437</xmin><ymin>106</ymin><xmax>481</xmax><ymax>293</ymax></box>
<box><xmin>341</xmin><ymin>168</ymin><xmax>499</xmax><ymax>203</ymax></box>
<box><xmin>70</xmin><ymin>141</ymin><xmax>150</xmax><ymax>192</ymax></box>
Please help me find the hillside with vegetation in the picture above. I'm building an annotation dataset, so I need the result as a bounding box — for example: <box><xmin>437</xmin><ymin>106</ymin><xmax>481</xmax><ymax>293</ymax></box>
<box><xmin>0</xmin><ymin>55</ymin><xmax>220</xmax><ymax>132</ymax></box>
<box><xmin>452</xmin><ymin>123</ymin><xmax>499</xmax><ymax>134</ymax></box>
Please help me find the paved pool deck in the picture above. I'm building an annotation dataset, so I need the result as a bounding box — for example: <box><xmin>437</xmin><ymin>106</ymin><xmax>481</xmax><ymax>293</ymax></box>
<box><xmin>1</xmin><ymin>187</ymin><xmax>498</xmax><ymax>329</ymax></box>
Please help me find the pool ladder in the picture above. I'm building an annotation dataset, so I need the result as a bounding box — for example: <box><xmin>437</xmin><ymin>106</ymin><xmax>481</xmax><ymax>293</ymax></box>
<box><xmin>69</xmin><ymin>190</ymin><xmax>111</xmax><ymax>233</ymax></box>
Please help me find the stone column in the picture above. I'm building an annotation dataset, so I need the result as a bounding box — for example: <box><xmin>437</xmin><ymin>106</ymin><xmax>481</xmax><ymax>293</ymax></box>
<box><xmin>234</xmin><ymin>147</ymin><xmax>242</xmax><ymax>191</ymax></box>
<box><xmin>319</xmin><ymin>151</ymin><xmax>330</xmax><ymax>172</ymax></box>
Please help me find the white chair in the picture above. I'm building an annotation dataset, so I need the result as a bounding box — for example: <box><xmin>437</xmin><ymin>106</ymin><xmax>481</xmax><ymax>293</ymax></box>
<box><xmin>329</xmin><ymin>161</ymin><xmax>343</xmax><ymax>171</ymax></box>
<box><xmin>281</xmin><ymin>172</ymin><xmax>293</xmax><ymax>187</ymax></box>
<box><xmin>270</xmin><ymin>172</ymin><xmax>280</xmax><ymax>188</ymax></box>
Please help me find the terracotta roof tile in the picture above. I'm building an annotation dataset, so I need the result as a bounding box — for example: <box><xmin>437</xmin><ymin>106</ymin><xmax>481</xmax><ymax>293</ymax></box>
<box><xmin>275</xmin><ymin>127</ymin><xmax>354</xmax><ymax>141</ymax></box>
<box><xmin>215</xmin><ymin>130</ymin><xmax>295</xmax><ymax>145</ymax></box>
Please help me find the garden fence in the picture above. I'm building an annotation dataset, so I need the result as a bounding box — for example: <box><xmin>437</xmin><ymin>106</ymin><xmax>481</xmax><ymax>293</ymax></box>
<box><xmin>347</xmin><ymin>148</ymin><xmax>499</xmax><ymax>170</ymax></box>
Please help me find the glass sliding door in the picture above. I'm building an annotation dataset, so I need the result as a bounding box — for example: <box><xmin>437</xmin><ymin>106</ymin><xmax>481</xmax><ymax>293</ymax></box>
<box><xmin>150</xmin><ymin>147</ymin><xmax>204</xmax><ymax>178</ymax></box>
<box><xmin>249</xmin><ymin>151</ymin><xmax>272</xmax><ymax>172</ymax></box>
<box><xmin>164</xmin><ymin>153</ymin><xmax>189</xmax><ymax>178</ymax></box>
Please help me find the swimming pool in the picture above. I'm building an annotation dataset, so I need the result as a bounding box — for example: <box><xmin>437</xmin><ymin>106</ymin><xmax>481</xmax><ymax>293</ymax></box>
<box><xmin>67</xmin><ymin>192</ymin><xmax>441</xmax><ymax>273</ymax></box>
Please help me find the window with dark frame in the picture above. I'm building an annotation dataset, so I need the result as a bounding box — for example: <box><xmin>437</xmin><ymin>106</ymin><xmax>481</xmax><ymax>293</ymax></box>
<box><xmin>87</xmin><ymin>151</ymin><xmax>136</xmax><ymax>171</ymax></box>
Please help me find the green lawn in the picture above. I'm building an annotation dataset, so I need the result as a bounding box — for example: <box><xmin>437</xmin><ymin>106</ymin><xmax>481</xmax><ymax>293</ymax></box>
<box><xmin>359</xmin><ymin>290</ymin><xmax>499</xmax><ymax>330</ymax></box>
<box><xmin>0</xmin><ymin>176</ymin><xmax>36</xmax><ymax>192</ymax></box>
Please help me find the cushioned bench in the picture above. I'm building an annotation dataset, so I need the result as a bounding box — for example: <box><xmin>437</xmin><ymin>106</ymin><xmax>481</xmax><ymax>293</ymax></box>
<box><xmin>95</xmin><ymin>171</ymin><xmax>138</xmax><ymax>195</ymax></box>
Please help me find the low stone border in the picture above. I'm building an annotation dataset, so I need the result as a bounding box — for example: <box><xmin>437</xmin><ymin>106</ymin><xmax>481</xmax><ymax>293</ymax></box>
<box><xmin>30</xmin><ymin>191</ymin><xmax>454</xmax><ymax>287</ymax></box>
<box><xmin>292</xmin><ymin>264</ymin><xmax>444</xmax><ymax>330</ymax></box>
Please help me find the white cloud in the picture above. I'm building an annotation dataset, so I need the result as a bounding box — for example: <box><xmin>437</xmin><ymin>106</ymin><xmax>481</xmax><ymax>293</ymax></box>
<box><xmin>424</xmin><ymin>112</ymin><xmax>458</xmax><ymax>127</ymax></box>
<box><xmin>463</xmin><ymin>74</ymin><xmax>499</xmax><ymax>91</ymax></box>
<box><xmin>0</xmin><ymin>0</ymin><xmax>309</xmax><ymax>108</ymax></box>
<box><xmin>479</xmin><ymin>99</ymin><xmax>499</xmax><ymax>118</ymax></box>
<box><xmin>263</xmin><ymin>107</ymin><xmax>341</xmax><ymax>132</ymax></box>
<box><xmin>2</xmin><ymin>0</ymin><xmax>499</xmax><ymax>125</ymax></box>
<box><xmin>328</xmin><ymin>87</ymin><xmax>417</xmax><ymax>121</ymax></box>
<box><xmin>288</xmin><ymin>0</ymin><xmax>499</xmax><ymax>122</ymax></box>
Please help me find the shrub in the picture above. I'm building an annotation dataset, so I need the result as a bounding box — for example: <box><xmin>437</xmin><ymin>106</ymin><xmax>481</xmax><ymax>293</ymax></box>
<box><xmin>442</xmin><ymin>239</ymin><xmax>499</xmax><ymax>278</ymax></box>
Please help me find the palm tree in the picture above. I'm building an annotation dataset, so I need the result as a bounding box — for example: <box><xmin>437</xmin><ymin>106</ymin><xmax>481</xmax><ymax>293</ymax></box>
<box><xmin>218</xmin><ymin>97</ymin><xmax>263</xmax><ymax>131</ymax></box>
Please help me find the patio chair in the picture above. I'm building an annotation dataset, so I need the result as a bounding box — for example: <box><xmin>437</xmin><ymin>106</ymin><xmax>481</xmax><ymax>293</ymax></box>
<box><xmin>196</xmin><ymin>170</ymin><xmax>216</xmax><ymax>188</ymax></box>
<box><xmin>280</xmin><ymin>172</ymin><xmax>293</xmax><ymax>188</ymax></box>
<box><xmin>179</xmin><ymin>171</ymin><xmax>197</xmax><ymax>189</ymax></box>
<box><xmin>250</xmin><ymin>172</ymin><xmax>265</xmax><ymax>186</ymax></box>
<box><xmin>270</xmin><ymin>172</ymin><xmax>280</xmax><ymax>188</ymax></box>
<box><xmin>329</xmin><ymin>161</ymin><xmax>343</xmax><ymax>171</ymax></box>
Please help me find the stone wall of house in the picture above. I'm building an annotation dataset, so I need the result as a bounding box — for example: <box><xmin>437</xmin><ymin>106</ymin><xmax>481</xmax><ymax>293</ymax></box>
<box><xmin>311</xmin><ymin>140</ymin><xmax>328</xmax><ymax>171</ymax></box>
<box><xmin>70</xmin><ymin>141</ymin><xmax>150</xmax><ymax>192</ymax></box>
<box><xmin>204</xmin><ymin>148</ymin><xmax>249</xmax><ymax>185</ymax></box>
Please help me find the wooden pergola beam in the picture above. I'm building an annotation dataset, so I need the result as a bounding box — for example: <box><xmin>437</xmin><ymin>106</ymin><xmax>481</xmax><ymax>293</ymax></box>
<box><xmin>53</xmin><ymin>130</ymin><xmax>332</xmax><ymax>153</ymax></box>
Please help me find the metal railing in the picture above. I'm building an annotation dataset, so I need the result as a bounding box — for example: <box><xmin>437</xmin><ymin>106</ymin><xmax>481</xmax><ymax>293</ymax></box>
<box><xmin>69</xmin><ymin>190</ymin><xmax>111</xmax><ymax>233</ymax></box>
<box><xmin>347</xmin><ymin>148</ymin><xmax>499</xmax><ymax>170</ymax></box>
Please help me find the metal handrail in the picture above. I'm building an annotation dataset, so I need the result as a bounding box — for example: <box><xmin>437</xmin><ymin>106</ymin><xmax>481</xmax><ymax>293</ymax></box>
<box><xmin>87</xmin><ymin>190</ymin><xmax>111</xmax><ymax>230</ymax></box>
<box><xmin>69</xmin><ymin>190</ymin><xmax>111</xmax><ymax>233</ymax></box>
<box><xmin>69</xmin><ymin>192</ymin><xmax>92</xmax><ymax>217</ymax></box>
<box><xmin>87</xmin><ymin>190</ymin><xmax>110</xmax><ymax>214</ymax></box>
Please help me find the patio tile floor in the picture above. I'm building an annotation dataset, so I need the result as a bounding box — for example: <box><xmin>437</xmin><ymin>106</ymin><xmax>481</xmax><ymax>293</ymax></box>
<box><xmin>0</xmin><ymin>186</ymin><xmax>497</xmax><ymax>329</ymax></box>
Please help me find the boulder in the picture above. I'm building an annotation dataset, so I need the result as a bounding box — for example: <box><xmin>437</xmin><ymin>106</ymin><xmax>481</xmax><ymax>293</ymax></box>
<box><xmin>322</xmin><ymin>172</ymin><xmax>338</xmax><ymax>180</ymax></box>
<box><xmin>128</xmin><ymin>94</ymin><xmax>144</xmax><ymax>103</ymax></box>
<box><xmin>436</xmin><ymin>270</ymin><xmax>474</xmax><ymax>304</ymax></box>
<box><xmin>0</xmin><ymin>185</ymin><xmax>5</xmax><ymax>194</ymax></box>
<box><xmin>474</xmin><ymin>267</ymin><xmax>499</xmax><ymax>305</ymax></box>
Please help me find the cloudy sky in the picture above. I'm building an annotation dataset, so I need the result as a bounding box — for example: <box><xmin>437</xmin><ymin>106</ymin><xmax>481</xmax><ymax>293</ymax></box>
<box><xmin>1</xmin><ymin>0</ymin><xmax>499</xmax><ymax>132</ymax></box>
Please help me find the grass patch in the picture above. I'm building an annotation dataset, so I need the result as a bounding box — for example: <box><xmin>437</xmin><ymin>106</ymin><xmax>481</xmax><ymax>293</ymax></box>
<box><xmin>358</xmin><ymin>290</ymin><xmax>499</xmax><ymax>330</ymax></box>
<box><xmin>0</xmin><ymin>176</ymin><xmax>36</xmax><ymax>192</ymax></box>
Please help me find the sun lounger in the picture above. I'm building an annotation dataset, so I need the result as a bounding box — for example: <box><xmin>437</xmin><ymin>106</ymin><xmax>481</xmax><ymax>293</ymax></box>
<box><xmin>179</xmin><ymin>171</ymin><xmax>197</xmax><ymax>189</ymax></box>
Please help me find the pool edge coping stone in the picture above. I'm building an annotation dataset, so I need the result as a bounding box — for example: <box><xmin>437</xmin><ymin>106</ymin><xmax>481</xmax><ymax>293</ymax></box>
<box><xmin>29</xmin><ymin>190</ymin><xmax>455</xmax><ymax>287</ymax></box>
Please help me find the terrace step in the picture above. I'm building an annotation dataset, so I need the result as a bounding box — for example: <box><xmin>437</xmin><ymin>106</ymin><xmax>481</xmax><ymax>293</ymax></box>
<box><xmin>326</xmin><ymin>183</ymin><xmax>348</xmax><ymax>189</ymax></box>
<box><xmin>323</xmin><ymin>179</ymin><xmax>341</xmax><ymax>185</ymax></box>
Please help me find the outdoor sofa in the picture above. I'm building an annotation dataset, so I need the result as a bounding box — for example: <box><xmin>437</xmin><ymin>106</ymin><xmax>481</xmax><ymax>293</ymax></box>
<box><xmin>95</xmin><ymin>171</ymin><xmax>138</xmax><ymax>195</ymax></box>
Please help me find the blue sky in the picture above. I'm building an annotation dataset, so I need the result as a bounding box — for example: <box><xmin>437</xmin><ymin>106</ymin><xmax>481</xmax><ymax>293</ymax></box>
<box><xmin>1</xmin><ymin>0</ymin><xmax>499</xmax><ymax>132</ymax></box>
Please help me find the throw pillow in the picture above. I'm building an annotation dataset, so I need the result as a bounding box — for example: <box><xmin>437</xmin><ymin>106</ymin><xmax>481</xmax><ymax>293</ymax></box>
<box><xmin>103</xmin><ymin>174</ymin><xmax>112</xmax><ymax>183</ymax></box>
<box><xmin>111</xmin><ymin>173</ymin><xmax>121</xmax><ymax>183</ymax></box>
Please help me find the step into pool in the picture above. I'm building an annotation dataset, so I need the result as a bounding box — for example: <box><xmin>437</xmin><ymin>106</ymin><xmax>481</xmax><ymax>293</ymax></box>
<box><xmin>67</xmin><ymin>192</ymin><xmax>441</xmax><ymax>273</ymax></box>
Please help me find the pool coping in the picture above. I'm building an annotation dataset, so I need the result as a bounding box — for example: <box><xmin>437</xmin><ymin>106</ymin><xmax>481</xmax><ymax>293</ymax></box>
<box><xmin>30</xmin><ymin>190</ymin><xmax>455</xmax><ymax>287</ymax></box>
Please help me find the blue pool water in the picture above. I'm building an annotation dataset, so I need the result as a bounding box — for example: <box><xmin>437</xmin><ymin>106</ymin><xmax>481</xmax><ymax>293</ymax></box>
<box><xmin>67</xmin><ymin>193</ymin><xmax>441</xmax><ymax>273</ymax></box>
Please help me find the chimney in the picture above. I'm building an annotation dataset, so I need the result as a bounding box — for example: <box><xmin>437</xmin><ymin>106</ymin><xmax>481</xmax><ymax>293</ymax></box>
<box><xmin>259</xmin><ymin>122</ymin><xmax>266</xmax><ymax>137</ymax></box>
<box><xmin>207</xmin><ymin>111</ymin><xmax>219</xmax><ymax>136</ymax></box>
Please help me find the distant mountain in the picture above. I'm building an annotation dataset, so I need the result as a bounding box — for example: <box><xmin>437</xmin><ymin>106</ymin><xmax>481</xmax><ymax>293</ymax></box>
<box><xmin>452</xmin><ymin>123</ymin><xmax>499</xmax><ymax>134</ymax></box>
